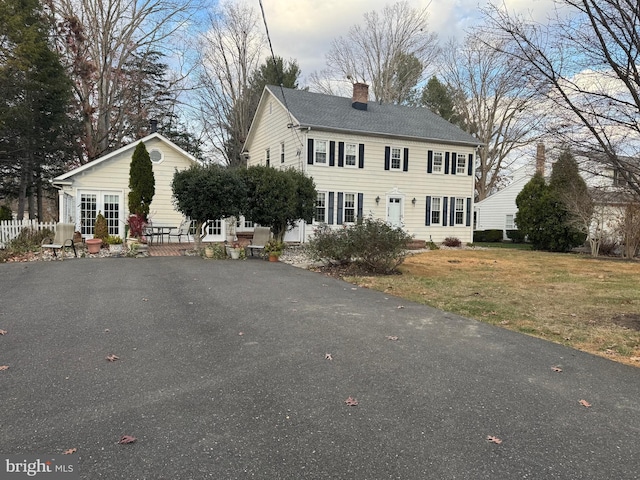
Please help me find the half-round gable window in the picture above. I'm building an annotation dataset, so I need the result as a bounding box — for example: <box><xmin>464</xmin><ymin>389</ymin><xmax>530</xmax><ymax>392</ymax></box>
<box><xmin>149</xmin><ymin>148</ymin><xmax>163</xmax><ymax>164</ymax></box>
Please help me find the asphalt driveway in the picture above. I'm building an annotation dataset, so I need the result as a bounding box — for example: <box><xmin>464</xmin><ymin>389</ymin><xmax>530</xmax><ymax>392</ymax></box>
<box><xmin>1</xmin><ymin>257</ymin><xmax>639</xmax><ymax>479</ymax></box>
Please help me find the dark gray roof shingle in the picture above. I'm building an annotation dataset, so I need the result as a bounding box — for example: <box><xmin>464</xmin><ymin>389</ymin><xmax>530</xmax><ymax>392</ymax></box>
<box><xmin>267</xmin><ymin>85</ymin><xmax>480</xmax><ymax>147</ymax></box>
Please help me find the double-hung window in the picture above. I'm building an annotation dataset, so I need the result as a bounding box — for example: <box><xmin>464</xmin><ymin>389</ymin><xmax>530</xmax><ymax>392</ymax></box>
<box><xmin>315</xmin><ymin>140</ymin><xmax>327</xmax><ymax>164</ymax></box>
<box><xmin>455</xmin><ymin>198</ymin><xmax>465</xmax><ymax>225</ymax></box>
<box><xmin>315</xmin><ymin>192</ymin><xmax>326</xmax><ymax>223</ymax></box>
<box><xmin>280</xmin><ymin>142</ymin><xmax>285</xmax><ymax>163</ymax></box>
<box><xmin>344</xmin><ymin>193</ymin><xmax>356</xmax><ymax>223</ymax></box>
<box><xmin>506</xmin><ymin>214</ymin><xmax>515</xmax><ymax>230</ymax></box>
<box><xmin>456</xmin><ymin>153</ymin><xmax>466</xmax><ymax>174</ymax></box>
<box><xmin>345</xmin><ymin>143</ymin><xmax>357</xmax><ymax>167</ymax></box>
<box><xmin>265</xmin><ymin>148</ymin><xmax>270</xmax><ymax>167</ymax></box>
<box><xmin>390</xmin><ymin>147</ymin><xmax>402</xmax><ymax>170</ymax></box>
<box><xmin>433</xmin><ymin>152</ymin><xmax>443</xmax><ymax>173</ymax></box>
<box><xmin>431</xmin><ymin>197</ymin><xmax>441</xmax><ymax>225</ymax></box>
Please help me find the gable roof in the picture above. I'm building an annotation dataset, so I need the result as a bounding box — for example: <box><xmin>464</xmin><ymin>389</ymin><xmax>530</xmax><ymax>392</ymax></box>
<box><xmin>52</xmin><ymin>132</ymin><xmax>197</xmax><ymax>183</ymax></box>
<box><xmin>261</xmin><ymin>85</ymin><xmax>480</xmax><ymax>147</ymax></box>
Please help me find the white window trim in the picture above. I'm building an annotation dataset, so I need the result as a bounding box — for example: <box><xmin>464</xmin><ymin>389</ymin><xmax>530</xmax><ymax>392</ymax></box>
<box><xmin>432</xmin><ymin>151</ymin><xmax>444</xmax><ymax>174</ymax></box>
<box><xmin>390</xmin><ymin>147</ymin><xmax>402</xmax><ymax>171</ymax></box>
<box><xmin>343</xmin><ymin>192</ymin><xmax>357</xmax><ymax>224</ymax></box>
<box><xmin>455</xmin><ymin>198</ymin><xmax>465</xmax><ymax>226</ymax></box>
<box><xmin>149</xmin><ymin>148</ymin><xmax>163</xmax><ymax>164</ymax></box>
<box><xmin>506</xmin><ymin>214</ymin><xmax>515</xmax><ymax>230</ymax></box>
<box><xmin>345</xmin><ymin>143</ymin><xmax>358</xmax><ymax>168</ymax></box>
<box><xmin>456</xmin><ymin>153</ymin><xmax>466</xmax><ymax>174</ymax></box>
<box><xmin>315</xmin><ymin>191</ymin><xmax>327</xmax><ymax>224</ymax></box>
<box><xmin>314</xmin><ymin>140</ymin><xmax>328</xmax><ymax>166</ymax></box>
<box><xmin>431</xmin><ymin>196</ymin><xmax>442</xmax><ymax>225</ymax></box>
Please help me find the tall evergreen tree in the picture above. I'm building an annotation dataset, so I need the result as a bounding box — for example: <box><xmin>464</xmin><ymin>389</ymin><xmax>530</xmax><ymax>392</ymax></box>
<box><xmin>0</xmin><ymin>0</ymin><xmax>76</xmax><ymax>219</ymax></box>
<box><xmin>128</xmin><ymin>142</ymin><xmax>155</xmax><ymax>219</ymax></box>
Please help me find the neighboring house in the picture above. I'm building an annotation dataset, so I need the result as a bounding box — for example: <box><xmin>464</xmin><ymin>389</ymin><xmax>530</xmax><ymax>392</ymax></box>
<box><xmin>474</xmin><ymin>163</ymin><xmax>539</xmax><ymax>238</ymax></box>
<box><xmin>52</xmin><ymin>133</ymin><xmax>196</xmax><ymax>239</ymax></box>
<box><xmin>243</xmin><ymin>83</ymin><xmax>480</xmax><ymax>243</ymax></box>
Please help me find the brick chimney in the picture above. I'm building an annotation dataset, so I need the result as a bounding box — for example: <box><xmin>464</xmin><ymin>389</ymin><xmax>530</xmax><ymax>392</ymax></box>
<box><xmin>352</xmin><ymin>83</ymin><xmax>369</xmax><ymax>111</ymax></box>
<box><xmin>535</xmin><ymin>142</ymin><xmax>545</xmax><ymax>175</ymax></box>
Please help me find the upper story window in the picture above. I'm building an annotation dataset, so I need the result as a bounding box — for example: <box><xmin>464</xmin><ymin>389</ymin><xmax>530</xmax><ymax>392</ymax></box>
<box><xmin>315</xmin><ymin>192</ymin><xmax>326</xmax><ymax>223</ymax></box>
<box><xmin>315</xmin><ymin>140</ymin><xmax>327</xmax><ymax>164</ymax></box>
<box><xmin>431</xmin><ymin>197</ymin><xmax>441</xmax><ymax>225</ymax></box>
<box><xmin>433</xmin><ymin>152</ymin><xmax>443</xmax><ymax>173</ymax></box>
<box><xmin>613</xmin><ymin>169</ymin><xmax>628</xmax><ymax>187</ymax></box>
<box><xmin>456</xmin><ymin>153</ymin><xmax>466</xmax><ymax>174</ymax></box>
<box><xmin>343</xmin><ymin>193</ymin><xmax>356</xmax><ymax>223</ymax></box>
<box><xmin>391</xmin><ymin>147</ymin><xmax>402</xmax><ymax>170</ymax></box>
<box><xmin>345</xmin><ymin>143</ymin><xmax>357</xmax><ymax>167</ymax></box>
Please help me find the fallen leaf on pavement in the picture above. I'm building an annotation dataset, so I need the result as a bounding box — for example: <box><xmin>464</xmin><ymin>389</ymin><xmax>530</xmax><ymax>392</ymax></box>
<box><xmin>344</xmin><ymin>396</ymin><xmax>359</xmax><ymax>406</ymax></box>
<box><xmin>387</xmin><ymin>336</ymin><xmax>399</xmax><ymax>341</ymax></box>
<box><xmin>238</xmin><ymin>332</ymin><xmax>244</xmax><ymax>336</ymax></box>
<box><xmin>63</xmin><ymin>448</ymin><xmax>77</xmax><ymax>455</ymax></box>
<box><xmin>0</xmin><ymin>329</ymin><xmax>7</xmax><ymax>335</ymax></box>
<box><xmin>0</xmin><ymin>365</ymin><xmax>8</xmax><ymax>371</ymax></box>
<box><xmin>118</xmin><ymin>435</ymin><xmax>137</xmax><ymax>444</ymax></box>
<box><xmin>325</xmin><ymin>353</ymin><xmax>333</xmax><ymax>361</ymax></box>
<box><xmin>486</xmin><ymin>436</ymin><xmax>502</xmax><ymax>444</ymax></box>
<box><xmin>397</xmin><ymin>305</ymin><xmax>405</xmax><ymax>309</ymax></box>
<box><xmin>142</xmin><ymin>298</ymin><xmax>148</xmax><ymax>302</ymax></box>
<box><xmin>106</xmin><ymin>354</ymin><xmax>119</xmax><ymax>362</ymax></box>
<box><xmin>551</xmin><ymin>366</ymin><xmax>563</xmax><ymax>372</ymax></box>
<box><xmin>579</xmin><ymin>399</ymin><xmax>592</xmax><ymax>408</ymax></box>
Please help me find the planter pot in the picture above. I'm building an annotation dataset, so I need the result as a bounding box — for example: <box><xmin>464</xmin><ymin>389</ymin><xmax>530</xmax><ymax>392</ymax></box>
<box><xmin>205</xmin><ymin>246</ymin><xmax>214</xmax><ymax>258</ymax></box>
<box><xmin>86</xmin><ymin>238</ymin><xmax>102</xmax><ymax>254</ymax></box>
<box><xmin>268</xmin><ymin>254</ymin><xmax>280</xmax><ymax>262</ymax></box>
<box><xmin>230</xmin><ymin>248</ymin><xmax>241</xmax><ymax>260</ymax></box>
<box><xmin>109</xmin><ymin>244</ymin><xmax>123</xmax><ymax>256</ymax></box>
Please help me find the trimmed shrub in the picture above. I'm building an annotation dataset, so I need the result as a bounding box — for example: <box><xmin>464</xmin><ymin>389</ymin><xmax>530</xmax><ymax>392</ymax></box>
<box><xmin>94</xmin><ymin>211</ymin><xmax>109</xmax><ymax>245</ymax></box>
<box><xmin>307</xmin><ymin>218</ymin><xmax>412</xmax><ymax>274</ymax></box>
<box><xmin>506</xmin><ymin>229</ymin><xmax>526</xmax><ymax>243</ymax></box>
<box><xmin>474</xmin><ymin>229</ymin><xmax>503</xmax><ymax>243</ymax></box>
<box><xmin>443</xmin><ymin>237</ymin><xmax>462</xmax><ymax>247</ymax></box>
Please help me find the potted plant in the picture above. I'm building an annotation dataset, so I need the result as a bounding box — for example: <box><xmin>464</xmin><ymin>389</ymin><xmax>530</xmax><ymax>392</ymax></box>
<box><xmin>106</xmin><ymin>235</ymin><xmax>123</xmax><ymax>256</ymax></box>
<box><xmin>229</xmin><ymin>242</ymin><xmax>243</xmax><ymax>260</ymax></box>
<box><xmin>264</xmin><ymin>239</ymin><xmax>284</xmax><ymax>262</ymax></box>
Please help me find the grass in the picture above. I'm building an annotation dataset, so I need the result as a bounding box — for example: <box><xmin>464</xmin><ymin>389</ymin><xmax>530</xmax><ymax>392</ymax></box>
<box><xmin>344</xmin><ymin>248</ymin><xmax>640</xmax><ymax>367</ymax></box>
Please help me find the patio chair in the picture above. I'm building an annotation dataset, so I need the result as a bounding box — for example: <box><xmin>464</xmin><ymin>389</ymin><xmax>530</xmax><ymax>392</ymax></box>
<box><xmin>168</xmin><ymin>221</ymin><xmax>190</xmax><ymax>243</ymax></box>
<box><xmin>41</xmin><ymin>223</ymin><xmax>77</xmax><ymax>259</ymax></box>
<box><xmin>246</xmin><ymin>226</ymin><xmax>271</xmax><ymax>257</ymax></box>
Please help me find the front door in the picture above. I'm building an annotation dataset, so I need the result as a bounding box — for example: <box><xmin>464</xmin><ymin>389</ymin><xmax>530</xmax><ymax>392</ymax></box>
<box><xmin>388</xmin><ymin>197</ymin><xmax>402</xmax><ymax>228</ymax></box>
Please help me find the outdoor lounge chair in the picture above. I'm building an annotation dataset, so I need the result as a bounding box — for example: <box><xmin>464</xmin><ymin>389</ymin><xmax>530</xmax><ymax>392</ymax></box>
<box><xmin>41</xmin><ymin>223</ymin><xmax>77</xmax><ymax>259</ymax></box>
<box><xmin>246</xmin><ymin>227</ymin><xmax>271</xmax><ymax>257</ymax></box>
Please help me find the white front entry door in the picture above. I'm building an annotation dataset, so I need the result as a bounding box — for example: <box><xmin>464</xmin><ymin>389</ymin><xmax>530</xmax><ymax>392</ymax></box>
<box><xmin>388</xmin><ymin>197</ymin><xmax>402</xmax><ymax>228</ymax></box>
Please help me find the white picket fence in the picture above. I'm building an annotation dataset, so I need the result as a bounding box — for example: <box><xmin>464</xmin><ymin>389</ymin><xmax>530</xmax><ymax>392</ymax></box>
<box><xmin>0</xmin><ymin>220</ymin><xmax>57</xmax><ymax>249</ymax></box>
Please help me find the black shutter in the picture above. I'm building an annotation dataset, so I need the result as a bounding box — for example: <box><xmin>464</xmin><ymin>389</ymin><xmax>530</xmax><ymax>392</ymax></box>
<box><xmin>307</xmin><ymin>139</ymin><xmax>314</xmax><ymax>165</ymax></box>
<box><xmin>337</xmin><ymin>192</ymin><xmax>344</xmax><ymax>224</ymax></box>
<box><xmin>358</xmin><ymin>144</ymin><xmax>365</xmax><ymax>169</ymax></box>
<box><xmin>450</xmin><ymin>196</ymin><xmax>456</xmax><ymax>225</ymax></box>
<box><xmin>338</xmin><ymin>142</ymin><xmax>344</xmax><ymax>167</ymax></box>
<box><xmin>425</xmin><ymin>196</ymin><xmax>431</xmax><ymax>226</ymax></box>
<box><xmin>466</xmin><ymin>197</ymin><xmax>472</xmax><ymax>227</ymax></box>
<box><xmin>427</xmin><ymin>150</ymin><xmax>433</xmax><ymax>173</ymax></box>
<box><xmin>357</xmin><ymin>193</ymin><xmax>364</xmax><ymax>221</ymax></box>
<box><xmin>328</xmin><ymin>192</ymin><xmax>334</xmax><ymax>225</ymax></box>
<box><xmin>403</xmin><ymin>148</ymin><xmax>409</xmax><ymax>172</ymax></box>
<box><xmin>444</xmin><ymin>152</ymin><xmax>450</xmax><ymax>174</ymax></box>
<box><xmin>329</xmin><ymin>141</ymin><xmax>335</xmax><ymax>166</ymax></box>
<box><xmin>468</xmin><ymin>153</ymin><xmax>473</xmax><ymax>176</ymax></box>
<box><xmin>442</xmin><ymin>197</ymin><xmax>448</xmax><ymax>226</ymax></box>
<box><xmin>451</xmin><ymin>152</ymin><xmax>457</xmax><ymax>175</ymax></box>
<box><xmin>384</xmin><ymin>146</ymin><xmax>390</xmax><ymax>170</ymax></box>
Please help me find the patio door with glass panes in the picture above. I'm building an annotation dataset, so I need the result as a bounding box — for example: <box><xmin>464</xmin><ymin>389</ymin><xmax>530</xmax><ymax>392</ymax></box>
<box><xmin>79</xmin><ymin>191</ymin><xmax>123</xmax><ymax>239</ymax></box>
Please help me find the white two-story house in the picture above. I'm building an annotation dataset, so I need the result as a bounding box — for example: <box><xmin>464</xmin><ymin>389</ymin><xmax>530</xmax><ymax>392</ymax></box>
<box><xmin>243</xmin><ymin>83</ymin><xmax>481</xmax><ymax>243</ymax></box>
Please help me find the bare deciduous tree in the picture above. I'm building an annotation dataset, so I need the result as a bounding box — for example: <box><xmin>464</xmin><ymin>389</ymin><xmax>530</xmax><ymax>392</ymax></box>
<box><xmin>482</xmin><ymin>0</ymin><xmax>640</xmax><ymax>197</ymax></box>
<box><xmin>195</xmin><ymin>1</ymin><xmax>265</xmax><ymax>167</ymax></box>
<box><xmin>440</xmin><ymin>36</ymin><xmax>540</xmax><ymax>200</ymax></box>
<box><xmin>316</xmin><ymin>1</ymin><xmax>438</xmax><ymax>104</ymax></box>
<box><xmin>47</xmin><ymin>0</ymin><xmax>198</xmax><ymax>163</ymax></box>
